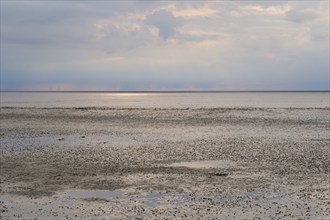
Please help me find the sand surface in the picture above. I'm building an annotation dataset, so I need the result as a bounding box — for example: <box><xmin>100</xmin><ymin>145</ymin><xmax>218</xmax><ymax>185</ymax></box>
<box><xmin>0</xmin><ymin>107</ymin><xmax>329</xmax><ymax>219</ymax></box>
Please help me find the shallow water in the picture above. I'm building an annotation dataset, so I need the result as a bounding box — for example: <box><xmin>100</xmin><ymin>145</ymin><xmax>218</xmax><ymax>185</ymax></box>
<box><xmin>1</xmin><ymin>92</ymin><xmax>329</xmax><ymax>108</ymax></box>
<box><xmin>2</xmin><ymin>186</ymin><xmax>326</xmax><ymax>219</ymax></box>
<box><xmin>64</xmin><ymin>189</ymin><xmax>173</xmax><ymax>208</ymax></box>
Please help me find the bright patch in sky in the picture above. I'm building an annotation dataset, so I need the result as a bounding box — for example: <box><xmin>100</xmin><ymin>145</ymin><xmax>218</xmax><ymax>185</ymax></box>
<box><xmin>0</xmin><ymin>1</ymin><xmax>329</xmax><ymax>91</ymax></box>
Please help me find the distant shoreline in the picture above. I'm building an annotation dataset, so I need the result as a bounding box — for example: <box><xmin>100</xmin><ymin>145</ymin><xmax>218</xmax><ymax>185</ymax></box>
<box><xmin>1</xmin><ymin>90</ymin><xmax>329</xmax><ymax>93</ymax></box>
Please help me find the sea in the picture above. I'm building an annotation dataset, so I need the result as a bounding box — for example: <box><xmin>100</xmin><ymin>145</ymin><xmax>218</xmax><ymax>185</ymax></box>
<box><xmin>0</xmin><ymin>92</ymin><xmax>329</xmax><ymax>108</ymax></box>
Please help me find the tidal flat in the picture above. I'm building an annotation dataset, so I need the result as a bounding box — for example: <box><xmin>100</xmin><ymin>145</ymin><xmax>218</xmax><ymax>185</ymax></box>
<box><xmin>0</xmin><ymin>107</ymin><xmax>329</xmax><ymax>219</ymax></box>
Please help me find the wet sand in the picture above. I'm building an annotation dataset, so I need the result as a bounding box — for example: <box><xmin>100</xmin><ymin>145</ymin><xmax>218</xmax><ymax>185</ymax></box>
<box><xmin>0</xmin><ymin>107</ymin><xmax>329</xmax><ymax>219</ymax></box>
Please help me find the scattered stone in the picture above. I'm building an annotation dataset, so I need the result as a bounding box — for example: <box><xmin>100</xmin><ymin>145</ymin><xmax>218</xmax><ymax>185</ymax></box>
<box><xmin>209</xmin><ymin>172</ymin><xmax>229</xmax><ymax>177</ymax></box>
<box><xmin>0</xmin><ymin>107</ymin><xmax>328</xmax><ymax>219</ymax></box>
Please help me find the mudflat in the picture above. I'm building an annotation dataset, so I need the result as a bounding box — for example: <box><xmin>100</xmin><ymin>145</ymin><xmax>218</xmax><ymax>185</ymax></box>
<box><xmin>0</xmin><ymin>107</ymin><xmax>329</xmax><ymax>219</ymax></box>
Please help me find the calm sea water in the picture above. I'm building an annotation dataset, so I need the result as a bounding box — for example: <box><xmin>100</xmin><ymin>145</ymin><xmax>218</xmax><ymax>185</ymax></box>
<box><xmin>0</xmin><ymin>92</ymin><xmax>329</xmax><ymax>108</ymax></box>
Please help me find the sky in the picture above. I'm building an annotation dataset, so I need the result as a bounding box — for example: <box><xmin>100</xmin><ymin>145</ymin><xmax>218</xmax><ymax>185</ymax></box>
<box><xmin>1</xmin><ymin>0</ymin><xmax>329</xmax><ymax>91</ymax></box>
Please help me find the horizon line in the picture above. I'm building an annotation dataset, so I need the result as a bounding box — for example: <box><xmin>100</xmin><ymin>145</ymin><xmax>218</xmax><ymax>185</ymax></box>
<box><xmin>1</xmin><ymin>90</ymin><xmax>329</xmax><ymax>93</ymax></box>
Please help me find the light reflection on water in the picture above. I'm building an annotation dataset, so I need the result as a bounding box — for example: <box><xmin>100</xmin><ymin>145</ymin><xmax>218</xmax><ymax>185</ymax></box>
<box><xmin>66</xmin><ymin>189</ymin><xmax>125</xmax><ymax>200</ymax></box>
<box><xmin>1</xmin><ymin>92</ymin><xmax>329</xmax><ymax>108</ymax></box>
<box><xmin>105</xmin><ymin>93</ymin><xmax>155</xmax><ymax>97</ymax></box>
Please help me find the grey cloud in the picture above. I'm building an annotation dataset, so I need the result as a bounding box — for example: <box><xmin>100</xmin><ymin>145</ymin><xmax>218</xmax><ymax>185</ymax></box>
<box><xmin>1</xmin><ymin>1</ymin><xmax>155</xmax><ymax>50</ymax></box>
<box><xmin>1</xmin><ymin>1</ymin><xmax>136</xmax><ymax>26</ymax></box>
<box><xmin>240</xmin><ymin>1</ymin><xmax>289</xmax><ymax>7</ymax></box>
<box><xmin>2</xmin><ymin>20</ymin><xmax>95</xmax><ymax>46</ymax></box>
<box><xmin>1</xmin><ymin>1</ymin><xmax>329</xmax><ymax>91</ymax></box>
<box><xmin>286</xmin><ymin>10</ymin><xmax>317</xmax><ymax>23</ymax></box>
<box><xmin>98</xmin><ymin>25</ymin><xmax>151</xmax><ymax>54</ymax></box>
<box><xmin>145</xmin><ymin>10</ymin><xmax>183</xmax><ymax>40</ymax></box>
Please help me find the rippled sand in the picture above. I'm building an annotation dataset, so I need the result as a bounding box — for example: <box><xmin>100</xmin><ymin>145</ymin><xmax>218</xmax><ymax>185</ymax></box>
<box><xmin>0</xmin><ymin>107</ymin><xmax>329</xmax><ymax>219</ymax></box>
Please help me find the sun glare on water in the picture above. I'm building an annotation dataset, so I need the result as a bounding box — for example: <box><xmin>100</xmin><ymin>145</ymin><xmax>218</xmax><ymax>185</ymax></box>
<box><xmin>106</xmin><ymin>93</ymin><xmax>154</xmax><ymax>97</ymax></box>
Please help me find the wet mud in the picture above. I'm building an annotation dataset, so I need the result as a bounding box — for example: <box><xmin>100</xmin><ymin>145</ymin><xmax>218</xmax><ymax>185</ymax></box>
<box><xmin>0</xmin><ymin>107</ymin><xmax>329</xmax><ymax>219</ymax></box>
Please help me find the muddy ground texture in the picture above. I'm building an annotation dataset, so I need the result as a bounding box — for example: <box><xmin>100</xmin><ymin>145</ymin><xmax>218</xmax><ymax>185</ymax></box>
<box><xmin>0</xmin><ymin>107</ymin><xmax>329</xmax><ymax>219</ymax></box>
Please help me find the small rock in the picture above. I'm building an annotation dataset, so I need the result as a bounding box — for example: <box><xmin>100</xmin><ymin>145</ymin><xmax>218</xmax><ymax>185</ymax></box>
<box><xmin>210</xmin><ymin>172</ymin><xmax>228</xmax><ymax>177</ymax></box>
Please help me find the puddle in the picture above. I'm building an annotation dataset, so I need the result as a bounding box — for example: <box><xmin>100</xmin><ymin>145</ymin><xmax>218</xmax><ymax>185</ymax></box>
<box><xmin>1</xmin><ymin>187</ymin><xmax>326</xmax><ymax>219</ymax></box>
<box><xmin>230</xmin><ymin>173</ymin><xmax>266</xmax><ymax>179</ymax></box>
<box><xmin>64</xmin><ymin>189</ymin><xmax>166</xmax><ymax>208</ymax></box>
<box><xmin>65</xmin><ymin>189</ymin><xmax>126</xmax><ymax>200</ymax></box>
<box><xmin>168</xmin><ymin>160</ymin><xmax>235</xmax><ymax>169</ymax></box>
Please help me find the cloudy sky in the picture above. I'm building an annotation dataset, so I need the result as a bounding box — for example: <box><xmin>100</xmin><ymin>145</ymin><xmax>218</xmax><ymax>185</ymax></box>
<box><xmin>1</xmin><ymin>0</ymin><xmax>329</xmax><ymax>91</ymax></box>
